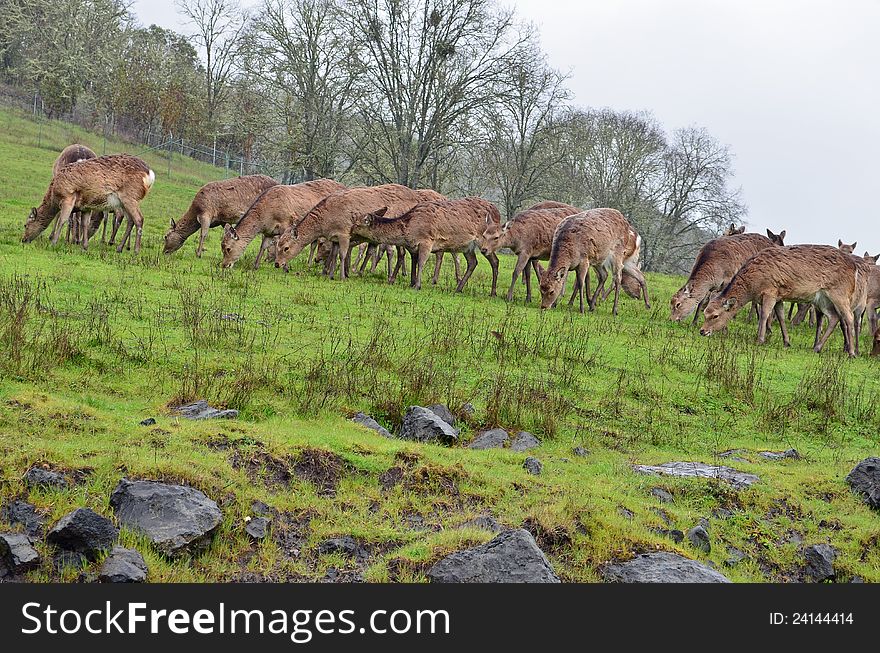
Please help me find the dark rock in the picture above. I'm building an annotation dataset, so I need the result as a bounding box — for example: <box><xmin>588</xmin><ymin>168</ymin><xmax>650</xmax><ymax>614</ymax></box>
<box><xmin>851</xmin><ymin>576</ymin><xmax>864</xmax><ymax>583</ymax></box>
<box><xmin>650</xmin><ymin>487</ymin><xmax>674</xmax><ymax>503</ymax></box>
<box><xmin>47</xmin><ymin>508</ymin><xmax>117</xmax><ymax>561</ymax></box>
<box><xmin>759</xmin><ymin>449</ymin><xmax>800</xmax><ymax>461</ymax></box>
<box><xmin>23</xmin><ymin>466</ymin><xmax>69</xmax><ymax>490</ymax></box>
<box><xmin>1</xmin><ymin>499</ymin><xmax>45</xmax><ymax>537</ymax></box>
<box><xmin>399</xmin><ymin>406</ymin><xmax>458</xmax><ymax>444</ymax></box>
<box><xmin>250</xmin><ymin>500</ymin><xmax>273</xmax><ymax>517</ymax></box>
<box><xmin>846</xmin><ymin>457</ymin><xmax>880</xmax><ymax>509</ymax></box>
<box><xmin>245</xmin><ymin>517</ymin><xmax>270</xmax><ymax>540</ymax></box>
<box><xmin>618</xmin><ymin>507</ymin><xmax>634</xmax><ymax>520</ymax></box>
<box><xmin>317</xmin><ymin>536</ymin><xmax>369</xmax><ymax>561</ymax></box>
<box><xmin>510</xmin><ymin>431</ymin><xmax>540</xmax><ymax>452</ymax></box>
<box><xmin>139</xmin><ymin>418</ymin><xmax>156</xmax><ymax>426</ymax></box>
<box><xmin>652</xmin><ymin>528</ymin><xmax>684</xmax><ymax>544</ymax></box>
<box><xmin>0</xmin><ymin>533</ymin><xmax>41</xmax><ymax>576</ymax></box>
<box><xmin>713</xmin><ymin>508</ymin><xmax>733</xmax><ymax>520</ymax></box>
<box><xmin>110</xmin><ymin>478</ymin><xmax>222</xmax><ymax>557</ymax></box>
<box><xmin>572</xmin><ymin>446</ymin><xmax>590</xmax><ymax>457</ymax></box>
<box><xmin>468</xmin><ymin>429</ymin><xmax>510</xmax><ymax>449</ymax></box>
<box><xmin>803</xmin><ymin>544</ymin><xmax>836</xmax><ymax>582</ymax></box>
<box><xmin>461</xmin><ymin>515</ymin><xmax>503</xmax><ymax>533</ymax></box>
<box><xmin>523</xmin><ymin>457</ymin><xmax>542</xmax><ymax>475</ymax></box>
<box><xmin>602</xmin><ymin>552</ymin><xmax>731</xmax><ymax>583</ymax></box>
<box><xmin>53</xmin><ymin>550</ymin><xmax>87</xmax><ymax>571</ymax></box>
<box><xmin>426</xmin><ymin>404</ymin><xmax>455</xmax><ymax>426</ymax></box>
<box><xmin>98</xmin><ymin>546</ymin><xmax>147</xmax><ymax>583</ymax></box>
<box><xmin>461</xmin><ymin>403</ymin><xmax>475</xmax><ymax>416</ymax></box>
<box><xmin>717</xmin><ymin>449</ymin><xmax>750</xmax><ymax>463</ymax></box>
<box><xmin>351</xmin><ymin>413</ymin><xmax>391</xmax><ymax>438</ymax></box>
<box><xmin>698</xmin><ymin>517</ymin><xmax>710</xmax><ymax>530</ymax></box>
<box><xmin>688</xmin><ymin>525</ymin><xmax>711</xmax><ymax>553</ymax></box>
<box><xmin>633</xmin><ymin>461</ymin><xmax>760</xmax><ymax>489</ymax></box>
<box><xmin>172</xmin><ymin>400</ymin><xmax>238</xmax><ymax>420</ymax></box>
<box><xmin>427</xmin><ymin>529</ymin><xmax>560</xmax><ymax>583</ymax></box>
<box><xmin>468</xmin><ymin>428</ymin><xmax>509</xmax><ymax>450</ymax></box>
<box><xmin>724</xmin><ymin>546</ymin><xmax>747</xmax><ymax>567</ymax></box>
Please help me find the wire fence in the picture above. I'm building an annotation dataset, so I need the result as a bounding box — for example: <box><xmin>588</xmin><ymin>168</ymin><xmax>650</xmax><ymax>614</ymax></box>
<box><xmin>0</xmin><ymin>84</ymin><xmax>304</xmax><ymax>184</ymax></box>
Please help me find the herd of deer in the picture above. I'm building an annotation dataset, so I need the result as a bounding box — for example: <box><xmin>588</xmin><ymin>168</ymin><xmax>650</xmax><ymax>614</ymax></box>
<box><xmin>21</xmin><ymin>144</ymin><xmax>879</xmax><ymax>358</ymax></box>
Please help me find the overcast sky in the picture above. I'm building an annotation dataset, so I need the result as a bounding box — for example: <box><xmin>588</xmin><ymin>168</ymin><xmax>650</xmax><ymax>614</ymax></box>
<box><xmin>131</xmin><ymin>0</ymin><xmax>880</xmax><ymax>253</ymax></box>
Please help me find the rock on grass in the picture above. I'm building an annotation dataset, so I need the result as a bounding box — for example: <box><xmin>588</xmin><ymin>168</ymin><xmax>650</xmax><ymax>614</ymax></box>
<box><xmin>0</xmin><ymin>533</ymin><xmax>41</xmax><ymax>576</ymax></box>
<box><xmin>110</xmin><ymin>478</ymin><xmax>222</xmax><ymax>557</ymax></box>
<box><xmin>99</xmin><ymin>546</ymin><xmax>147</xmax><ymax>583</ymax></box>
<box><xmin>468</xmin><ymin>428</ymin><xmax>508</xmax><ymax>450</ymax></box>
<box><xmin>846</xmin><ymin>458</ymin><xmax>880</xmax><ymax>509</ymax></box>
<box><xmin>633</xmin><ymin>461</ymin><xmax>759</xmax><ymax>489</ymax></box>
<box><xmin>351</xmin><ymin>413</ymin><xmax>391</xmax><ymax>438</ymax></box>
<box><xmin>803</xmin><ymin>544</ymin><xmax>836</xmax><ymax>582</ymax></box>
<box><xmin>602</xmin><ymin>552</ymin><xmax>731</xmax><ymax>583</ymax></box>
<box><xmin>427</xmin><ymin>529</ymin><xmax>560</xmax><ymax>583</ymax></box>
<box><xmin>24</xmin><ymin>466</ymin><xmax>68</xmax><ymax>490</ymax></box>
<box><xmin>1</xmin><ymin>499</ymin><xmax>45</xmax><ymax>537</ymax></box>
<box><xmin>47</xmin><ymin>508</ymin><xmax>117</xmax><ymax>561</ymax></box>
<box><xmin>399</xmin><ymin>406</ymin><xmax>458</xmax><ymax>444</ymax></box>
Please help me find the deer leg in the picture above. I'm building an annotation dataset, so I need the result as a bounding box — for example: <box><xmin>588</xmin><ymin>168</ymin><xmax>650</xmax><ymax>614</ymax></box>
<box><xmin>610</xmin><ymin>261</ymin><xmax>623</xmax><ymax>316</ymax></box>
<box><xmin>452</xmin><ymin>253</ymin><xmax>462</xmax><ymax>283</ymax></box>
<box><xmin>756</xmin><ymin>295</ymin><xmax>775</xmax><ymax>343</ymax></box>
<box><xmin>196</xmin><ymin>214</ymin><xmax>210</xmax><ymax>258</ymax></box>
<box><xmin>589</xmin><ymin>266</ymin><xmax>605</xmax><ymax>308</ymax></box>
<box><xmin>390</xmin><ymin>248</ymin><xmax>405</xmax><ymax>284</ymax></box>
<box><xmin>575</xmin><ymin>264</ymin><xmax>589</xmax><ymax>314</ymax></box>
<box><xmin>253</xmin><ymin>235</ymin><xmax>271</xmax><ymax>269</ymax></box>
<box><xmin>485</xmin><ymin>252</ymin><xmax>499</xmax><ymax>297</ymax></box>
<box><xmin>80</xmin><ymin>211</ymin><xmax>92</xmax><ymax>250</ymax></box>
<box><xmin>774</xmin><ymin>301</ymin><xmax>790</xmax><ymax>346</ymax></box>
<box><xmin>108</xmin><ymin>212</ymin><xmax>122</xmax><ymax>245</ymax></box>
<box><xmin>308</xmin><ymin>242</ymin><xmax>317</xmax><ymax>265</ymax></box>
<box><xmin>814</xmin><ymin>309</ymin><xmax>839</xmax><ymax>353</ymax></box>
<box><xmin>414</xmin><ymin>244</ymin><xmax>433</xmax><ymax>290</ymax></box>
<box><xmin>50</xmin><ymin>197</ymin><xmax>77</xmax><ymax>246</ymax></box>
<box><xmin>325</xmin><ymin>243</ymin><xmax>339</xmax><ymax>278</ymax></box>
<box><xmin>456</xmin><ymin>250</ymin><xmax>479</xmax><ymax>293</ymax></box>
<box><xmin>431</xmin><ymin>253</ymin><xmax>443</xmax><ymax>285</ymax></box>
<box><xmin>336</xmin><ymin>235</ymin><xmax>351</xmax><ymax>280</ymax></box>
<box><xmin>507</xmin><ymin>252</ymin><xmax>530</xmax><ymax>302</ymax></box>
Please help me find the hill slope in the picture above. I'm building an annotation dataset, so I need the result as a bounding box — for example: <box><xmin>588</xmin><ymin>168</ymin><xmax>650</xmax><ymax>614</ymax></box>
<box><xmin>0</xmin><ymin>108</ymin><xmax>878</xmax><ymax>583</ymax></box>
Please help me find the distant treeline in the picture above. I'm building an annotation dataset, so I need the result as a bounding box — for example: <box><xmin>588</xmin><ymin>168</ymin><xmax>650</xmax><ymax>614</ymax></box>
<box><xmin>0</xmin><ymin>0</ymin><xmax>745</xmax><ymax>272</ymax></box>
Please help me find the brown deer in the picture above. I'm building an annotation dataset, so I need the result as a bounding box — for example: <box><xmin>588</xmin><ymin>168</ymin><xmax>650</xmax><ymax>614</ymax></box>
<box><xmin>861</xmin><ymin>252</ymin><xmax>880</xmax><ymax>339</ymax></box>
<box><xmin>670</xmin><ymin>229</ymin><xmax>786</xmax><ymax>323</ymax></box>
<box><xmin>220</xmin><ymin>178</ymin><xmax>344</xmax><ymax>269</ymax></box>
<box><xmin>590</xmin><ymin>225</ymin><xmax>651</xmax><ymax>308</ymax></box>
<box><xmin>477</xmin><ymin>204</ymin><xmax>581</xmax><ymax>302</ymax></box>
<box><xmin>274</xmin><ymin>184</ymin><xmax>437</xmax><ymax>279</ymax></box>
<box><xmin>790</xmin><ymin>238</ymin><xmax>861</xmax><ymax>327</ymax></box>
<box><xmin>164</xmin><ymin>175</ymin><xmax>278</xmax><ymax>257</ymax></box>
<box><xmin>722</xmin><ymin>224</ymin><xmax>746</xmax><ymax>236</ymax></box>
<box><xmin>700</xmin><ymin>245</ymin><xmax>870</xmax><ymax>357</ymax></box>
<box><xmin>25</xmin><ymin>154</ymin><xmax>155</xmax><ymax>253</ymax></box>
<box><xmin>538</xmin><ymin>208</ymin><xmax>640</xmax><ymax>315</ymax></box>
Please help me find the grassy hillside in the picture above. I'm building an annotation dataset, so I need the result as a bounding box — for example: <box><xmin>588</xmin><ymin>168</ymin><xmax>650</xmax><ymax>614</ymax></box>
<box><xmin>0</xmin><ymin>107</ymin><xmax>878</xmax><ymax>583</ymax></box>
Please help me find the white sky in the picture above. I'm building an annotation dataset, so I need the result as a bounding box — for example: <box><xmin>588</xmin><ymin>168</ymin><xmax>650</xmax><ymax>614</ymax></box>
<box><xmin>131</xmin><ymin>0</ymin><xmax>880</xmax><ymax>253</ymax></box>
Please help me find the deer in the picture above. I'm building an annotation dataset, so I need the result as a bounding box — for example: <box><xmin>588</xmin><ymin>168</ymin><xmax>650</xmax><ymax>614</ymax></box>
<box><xmin>164</xmin><ymin>175</ymin><xmax>278</xmax><ymax>257</ymax></box>
<box><xmin>789</xmin><ymin>238</ymin><xmax>861</xmax><ymax>327</ymax></box>
<box><xmin>274</xmin><ymin>184</ymin><xmax>438</xmax><ymax>280</ymax></box>
<box><xmin>700</xmin><ymin>245</ymin><xmax>870</xmax><ymax>357</ymax></box>
<box><xmin>538</xmin><ymin>208</ymin><xmax>641</xmax><ymax>315</ymax></box>
<box><xmin>861</xmin><ymin>252</ymin><xmax>880</xmax><ymax>339</ymax></box>
<box><xmin>477</xmin><ymin>204</ymin><xmax>581</xmax><ymax>302</ymax></box>
<box><xmin>24</xmin><ymin>154</ymin><xmax>154</xmax><ymax>253</ymax></box>
<box><xmin>722</xmin><ymin>224</ymin><xmax>746</xmax><ymax>236</ymax></box>
<box><xmin>670</xmin><ymin>229</ymin><xmax>786</xmax><ymax>324</ymax></box>
<box><xmin>219</xmin><ymin>178</ymin><xmax>345</xmax><ymax>269</ymax></box>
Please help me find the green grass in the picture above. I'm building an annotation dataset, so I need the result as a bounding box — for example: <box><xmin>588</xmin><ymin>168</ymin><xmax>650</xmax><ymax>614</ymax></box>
<box><xmin>1</xmin><ymin>107</ymin><xmax>878</xmax><ymax>583</ymax></box>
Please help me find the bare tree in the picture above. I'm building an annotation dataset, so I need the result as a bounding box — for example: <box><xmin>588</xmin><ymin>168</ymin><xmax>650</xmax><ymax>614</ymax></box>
<box><xmin>246</xmin><ymin>0</ymin><xmax>362</xmax><ymax>180</ymax></box>
<box><xmin>177</xmin><ymin>0</ymin><xmax>247</xmax><ymax>132</ymax></box>
<box><xmin>480</xmin><ymin>42</ymin><xmax>569</xmax><ymax>218</ymax></box>
<box><xmin>344</xmin><ymin>0</ymin><xmax>531</xmax><ymax>188</ymax></box>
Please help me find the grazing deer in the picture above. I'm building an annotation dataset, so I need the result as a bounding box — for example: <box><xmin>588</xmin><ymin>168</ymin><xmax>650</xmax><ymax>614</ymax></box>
<box><xmin>670</xmin><ymin>229</ymin><xmax>786</xmax><ymax>323</ymax></box>
<box><xmin>274</xmin><ymin>184</ymin><xmax>437</xmax><ymax>279</ymax></box>
<box><xmin>700</xmin><ymin>245</ymin><xmax>870</xmax><ymax>357</ymax></box>
<box><xmin>164</xmin><ymin>175</ymin><xmax>278</xmax><ymax>257</ymax></box>
<box><xmin>538</xmin><ymin>208</ymin><xmax>640</xmax><ymax>315</ymax></box>
<box><xmin>477</xmin><ymin>204</ymin><xmax>581</xmax><ymax>302</ymax></box>
<box><xmin>790</xmin><ymin>238</ymin><xmax>861</xmax><ymax>327</ymax></box>
<box><xmin>25</xmin><ymin>155</ymin><xmax>155</xmax><ymax>253</ymax></box>
<box><xmin>220</xmin><ymin>179</ymin><xmax>344</xmax><ymax>269</ymax></box>
<box><xmin>590</xmin><ymin>226</ymin><xmax>651</xmax><ymax>308</ymax></box>
<box><xmin>351</xmin><ymin>197</ymin><xmax>501</xmax><ymax>293</ymax></box>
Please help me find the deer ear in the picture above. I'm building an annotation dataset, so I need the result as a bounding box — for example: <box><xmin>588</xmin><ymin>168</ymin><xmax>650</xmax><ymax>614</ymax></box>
<box><xmin>736</xmin><ymin>226</ymin><xmax>745</xmax><ymax>234</ymax></box>
<box><xmin>768</xmin><ymin>229</ymin><xmax>776</xmax><ymax>239</ymax></box>
<box><xmin>170</xmin><ymin>218</ymin><xmax>176</xmax><ymax>229</ymax></box>
<box><xmin>852</xmin><ymin>241</ymin><xmax>858</xmax><ymax>250</ymax></box>
<box><xmin>486</xmin><ymin>213</ymin><xmax>493</xmax><ymax>226</ymax></box>
<box><xmin>838</xmin><ymin>239</ymin><xmax>844</xmax><ymax>248</ymax></box>
<box><xmin>228</xmin><ymin>226</ymin><xmax>238</xmax><ymax>240</ymax></box>
<box><xmin>778</xmin><ymin>230</ymin><xmax>785</xmax><ymax>240</ymax></box>
<box><xmin>722</xmin><ymin>297</ymin><xmax>737</xmax><ymax>310</ymax></box>
<box><xmin>554</xmin><ymin>268</ymin><xmax>566</xmax><ymax>281</ymax></box>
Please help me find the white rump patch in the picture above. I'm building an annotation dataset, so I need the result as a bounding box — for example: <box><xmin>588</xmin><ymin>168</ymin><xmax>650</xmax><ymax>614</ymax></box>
<box><xmin>144</xmin><ymin>169</ymin><xmax>156</xmax><ymax>189</ymax></box>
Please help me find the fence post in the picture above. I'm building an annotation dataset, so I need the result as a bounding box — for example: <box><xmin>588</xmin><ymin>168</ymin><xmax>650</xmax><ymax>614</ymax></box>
<box><xmin>167</xmin><ymin>133</ymin><xmax>173</xmax><ymax>179</ymax></box>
